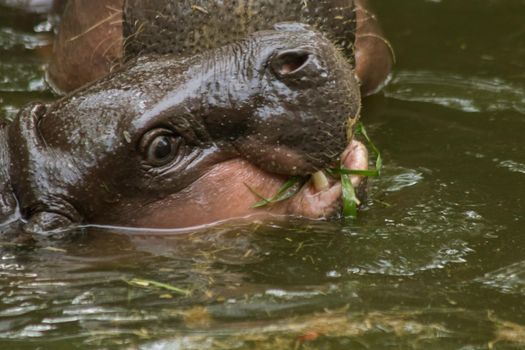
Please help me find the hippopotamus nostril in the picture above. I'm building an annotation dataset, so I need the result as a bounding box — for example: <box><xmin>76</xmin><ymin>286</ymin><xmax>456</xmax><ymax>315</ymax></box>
<box><xmin>269</xmin><ymin>47</ymin><xmax>330</xmax><ymax>88</ymax></box>
<box><xmin>271</xmin><ymin>49</ymin><xmax>312</xmax><ymax>77</ymax></box>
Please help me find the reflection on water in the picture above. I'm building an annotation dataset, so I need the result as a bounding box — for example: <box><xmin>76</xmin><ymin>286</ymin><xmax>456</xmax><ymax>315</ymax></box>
<box><xmin>498</xmin><ymin>160</ymin><xmax>525</xmax><ymax>175</ymax></box>
<box><xmin>0</xmin><ymin>3</ymin><xmax>54</xmax><ymax>120</ymax></box>
<box><xmin>1</xmin><ymin>0</ymin><xmax>525</xmax><ymax>349</ymax></box>
<box><xmin>0</xmin><ymin>26</ymin><xmax>50</xmax><ymax>50</ymax></box>
<box><xmin>377</xmin><ymin>166</ymin><xmax>424</xmax><ymax>192</ymax></box>
<box><xmin>479</xmin><ymin>261</ymin><xmax>525</xmax><ymax>295</ymax></box>
<box><xmin>385</xmin><ymin>70</ymin><xmax>525</xmax><ymax>114</ymax></box>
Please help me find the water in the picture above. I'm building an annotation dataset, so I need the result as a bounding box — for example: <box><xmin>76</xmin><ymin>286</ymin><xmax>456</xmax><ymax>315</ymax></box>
<box><xmin>1</xmin><ymin>0</ymin><xmax>525</xmax><ymax>348</ymax></box>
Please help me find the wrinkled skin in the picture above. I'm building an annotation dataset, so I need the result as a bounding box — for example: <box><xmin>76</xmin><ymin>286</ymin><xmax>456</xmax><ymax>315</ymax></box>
<box><xmin>1</xmin><ymin>25</ymin><xmax>369</xmax><ymax>233</ymax></box>
<box><xmin>47</xmin><ymin>0</ymin><xmax>392</xmax><ymax>95</ymax></box>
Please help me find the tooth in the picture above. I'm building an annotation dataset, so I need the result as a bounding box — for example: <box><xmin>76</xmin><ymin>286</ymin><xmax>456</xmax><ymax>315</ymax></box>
<box><xmin>312</xmin><ymin>171</ymin><xmax>329</xmax><ymax>192</ymax></box>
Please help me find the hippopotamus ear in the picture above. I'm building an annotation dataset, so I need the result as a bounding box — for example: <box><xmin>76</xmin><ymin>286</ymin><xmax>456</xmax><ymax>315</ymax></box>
<box><xmin>22</xmin><ymin>212</ymin><xmax>74</xmax><ymax>236</ymax></box>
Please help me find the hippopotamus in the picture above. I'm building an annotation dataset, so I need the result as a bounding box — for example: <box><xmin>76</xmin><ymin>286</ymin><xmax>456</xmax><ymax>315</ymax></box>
<box><xmin>47</xmin><ymin>0</ymin><xmax>392</xmax><ymax>95</ymax></box>
<box><xmin>1</xmin><ymin>24</ymin><xmax>368</xmax><ymax>234</ymax></box>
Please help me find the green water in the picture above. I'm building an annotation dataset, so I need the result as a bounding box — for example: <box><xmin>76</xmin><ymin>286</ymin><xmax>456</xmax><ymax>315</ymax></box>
<box><xmin>1</xmin><ymin>0</ymin><xmax>525</xmax><ymax>349</ymax></box>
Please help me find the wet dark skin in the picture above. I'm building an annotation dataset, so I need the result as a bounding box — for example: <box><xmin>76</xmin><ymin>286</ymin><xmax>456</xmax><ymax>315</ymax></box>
<box><xmin>2</xmin><ymin>25</ymin><xmax>369</xmax><ymax>233</ymax></box>
<box><xmin>48</xmin><ymin>0</ymin><xmax>392</xmax><ymax>95</ymax></box>
<box><xmin>0</xmin><ymin>0</ymin><xmax>392</xmax><ymax>233</ymax></box>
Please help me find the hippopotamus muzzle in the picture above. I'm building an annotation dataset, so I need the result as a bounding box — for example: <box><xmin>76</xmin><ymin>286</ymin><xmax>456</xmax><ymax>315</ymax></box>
<box><xmin>2</xmin><ymin>23</ymin><xmax>368</xmax><ymax>234</ymax></box>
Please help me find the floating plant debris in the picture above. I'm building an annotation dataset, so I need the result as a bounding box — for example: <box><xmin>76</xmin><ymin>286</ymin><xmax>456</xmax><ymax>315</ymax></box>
<box><xmin>125</xmin><ymin>278</ymin><xmax>192</xmax><ymax>296</ymax></box>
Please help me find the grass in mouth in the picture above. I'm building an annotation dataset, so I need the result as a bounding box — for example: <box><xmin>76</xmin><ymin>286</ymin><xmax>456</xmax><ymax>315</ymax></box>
<box><xmin>328</xmin><ymin>122</ymin><xmax>383</xmax><ymax>219</ymax></box>
<box><xmin>246</xmin><ymin>176</ymin><xmax>307</xmax><ymax>208</ymax></box>
<box><xmin>248</xmin><ymin>122</ymin><xmax>382</xmax><ymax>219</ymax></box>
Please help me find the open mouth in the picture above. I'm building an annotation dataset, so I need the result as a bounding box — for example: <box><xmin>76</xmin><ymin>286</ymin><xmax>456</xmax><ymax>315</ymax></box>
<box><xmin>265</xmin><ymin>139</ymin><xmax>369</xmax><ymax>220</ymax></box>
<box><xmin>248</xmin><ymin>120</ymin><xmax>382</xmax><ymax>221</ymax></box>
<box><xmin>127</xmin><ymin>140</ymin><xmax>371</xmax><ymax>229</ymax></box>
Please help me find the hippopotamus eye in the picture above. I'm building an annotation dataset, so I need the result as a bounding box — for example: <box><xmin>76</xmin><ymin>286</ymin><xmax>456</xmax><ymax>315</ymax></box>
<box><xmin>140</xmin><ymin>128</ymin><xmax>181</xmax><ymax>167</ymax></box>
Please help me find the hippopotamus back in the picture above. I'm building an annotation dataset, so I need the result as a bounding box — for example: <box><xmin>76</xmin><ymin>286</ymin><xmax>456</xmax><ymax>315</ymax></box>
<box><xmin>124</xmin><ymin>0</ymin><xmax>357</xmax><ymax>62</ymax></box>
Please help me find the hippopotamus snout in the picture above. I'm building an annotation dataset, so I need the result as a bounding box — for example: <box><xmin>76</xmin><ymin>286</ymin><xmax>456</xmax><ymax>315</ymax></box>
<box><xmin>5</xmin><ymin>23</ymin><xmax>364</xmax><ymax>232</ymax></box>
<box><xmin>214</xmin><ymin>26</ymin><xmax>360</xmax><ymax>175</ymax></box>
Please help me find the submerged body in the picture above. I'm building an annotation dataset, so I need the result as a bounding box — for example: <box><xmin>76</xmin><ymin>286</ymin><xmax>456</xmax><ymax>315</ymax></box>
<box><xmin>1</xmin><ymin>25</ymin><xmax>368</xmax><ymax>233</ymax></box>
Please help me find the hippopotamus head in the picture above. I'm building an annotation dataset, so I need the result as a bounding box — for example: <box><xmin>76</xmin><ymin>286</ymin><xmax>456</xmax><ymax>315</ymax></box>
<box><xmin>3</xmin><ymin>24</ymin><xmax>367</xmax><ymax>233</ymax></box>
<box><xmin>47</xmin><ymin>0</ymin><xmax>393</xmax><ymax>96</ymax></box>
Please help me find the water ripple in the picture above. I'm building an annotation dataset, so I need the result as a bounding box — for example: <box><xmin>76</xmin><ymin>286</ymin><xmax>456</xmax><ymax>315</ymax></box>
<box><xmin>381</xmin><ymin>168</ymin><xmax>424</xmax><ymax>193</ymax></box>
<box><xmin>478</xmin><ymin>261</ymin><xmax>525</xmax><ymax>295</ymax></box>
<box><xmin>0</xmin><ymin>27</ymin><xmax>50</xmax><ymax>50</ymax></box>
<box><xmin>498</xmin><ymin>160</ymin><xmax>525</xmax><ymax>174</ymax></box>
<box><xmin>385</xmin><ymin>70</ymin><xmax>525</xmax><ymax>114</ymax></box>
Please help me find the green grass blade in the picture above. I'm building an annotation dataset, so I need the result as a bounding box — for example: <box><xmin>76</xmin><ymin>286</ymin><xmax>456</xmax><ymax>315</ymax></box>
<box><xmin>341</xmin><ymin>174</ymin><xmax>359</xmax><ymax>219</ymax></box>
<box><xmin>246</xmin><ymin>176</ymin><xmax>305</xmax><ymax>208</ymax></box>
<box><xmin>355</xmin><ymin>122</ymin><xmax>383</xmax><ymax>176</ymax></box>
<box><xmin>245</xmin><ymin>184</ymin><xmax>272</xmax><ymax>206</ymax></box>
